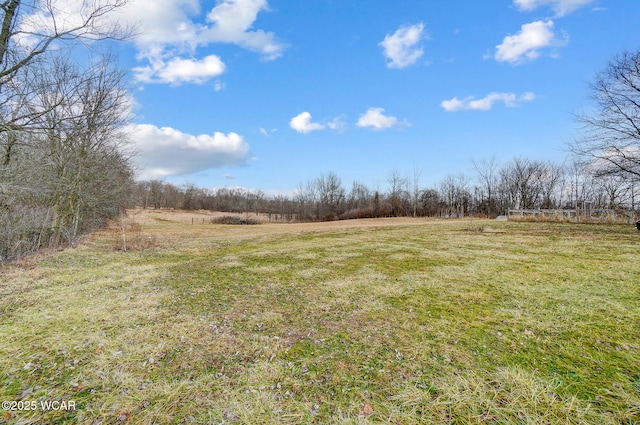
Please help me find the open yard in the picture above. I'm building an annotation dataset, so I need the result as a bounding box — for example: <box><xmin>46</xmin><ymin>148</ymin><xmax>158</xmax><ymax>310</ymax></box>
<box><xmin>1</xmin><ymin>211</ymin><xmax>639</xmax><ymax>424</ymax></box>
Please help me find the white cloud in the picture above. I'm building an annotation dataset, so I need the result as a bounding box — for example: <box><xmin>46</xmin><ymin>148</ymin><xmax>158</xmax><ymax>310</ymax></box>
<box><xmin>202</xmin><ymin>0</ymin><xmax>284</xmax><ymax>60</ymax></box>
<box><xmin>128</xmin><ymin>123</ymin><xmax>250</xmax><ymax>179</ymax></box>
<box><xmin>17</xmin><ymin>0</ymin><xmax>277</xmax><ymax>85</ymax></box>
<box><xmin>379</xmin><ymin>23</ymin><xmax>425</xmax><ymax>69</ymax></box>
<box><xmin>258</xmin><ymin>127</ymin><xmax>277</xmax><ymax>137</ymax></box>
<box><xmin>357</xmin><ymin>108</ymin><xmax>405</xmax><ymax>130</ymax></box>
<box><xmin>117</xmin><ymin>0</ymin><xmax>285</xmax><ymax>84</ymax></box>
<box><xmin>327</xmin><ymin>116</ymin><xmax>347</xmax><ymax>132</ymax></box>
<box><xmin>440</xmin><ymin>92</ymin><xmax>536</xmax><ymax>112</ymax></box>
<box><xmin>133</xmin><ymin>55</ymin><xmax>226</xmax><ymax>85</ymax></box>
<box><xmin>289</xmin><ymin>112</ymin><xmax>325</xmax><ymax>134</ymax></box>
<box><xmin>495</xmin><ymin>20</ymin><xmax>560</xmax><ymax>64</ymax></box>
<box><xmin>214</xmin><ymin>80</ymin><xmax>225</xmax><ymax>91</ymax></box>
<box><xmin>513</xmin><ymin>0</ymin><xmax>595</xmax><ymax>16</ymax></box>
<box><xmin>121</xmin><ymin>0</ymin><xmax>284</xmax><ymax>56</ymax></box>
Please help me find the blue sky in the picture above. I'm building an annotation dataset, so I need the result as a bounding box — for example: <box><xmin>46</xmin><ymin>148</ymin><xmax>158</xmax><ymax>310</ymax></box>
<box><xmin>96</xmin><ymin>0</ymin><xmax>640</xmax><ymax>193</ymax></box>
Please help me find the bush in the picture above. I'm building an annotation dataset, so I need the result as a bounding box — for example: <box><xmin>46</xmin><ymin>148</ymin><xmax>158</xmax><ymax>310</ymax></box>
<box><xmin>0</xmin><ymin>206</ymin><xmax>58</xmax><ymax>263</ymax></box>
<box><xmin>211</xmin><ymin>215</ymin><xmax>260</xmax><ymax>225</ymax></box>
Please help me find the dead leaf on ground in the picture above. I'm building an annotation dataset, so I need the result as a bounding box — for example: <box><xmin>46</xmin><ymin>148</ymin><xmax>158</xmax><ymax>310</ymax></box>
<box><xmin>363</xmin><ymin>402</ymin><xmax>373</xmax><ymax>416</ymax></box>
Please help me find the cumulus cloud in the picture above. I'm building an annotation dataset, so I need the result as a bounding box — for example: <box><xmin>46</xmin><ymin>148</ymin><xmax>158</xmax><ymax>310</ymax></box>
<box><xmin>440</xmin><ymin>92</ymin><xmax>535</xmax><ymax>112</ymax></box>
<box><xmin>128</xmin><ymin>123</ymin><xmax>250</xmax><ymax>179</ymax></box>
<box><xmin>289</xmin><ymin>112</ymin><xmax>325</xmax><ymax>134</ymax></box>
<box><xmin>379</xmin><ymin>23</ymin><xmax>426</xmax><ymax>69</ymax></box>
<box><xmin>289</xmin><ymin>112</ymin><xmax>346</xmax><ymax>134</ymax></box>
<box><xmin>17</xmin><ymin>0</ymin><xmax>283</xmax><ymax>85</ymax></box>
<box><xmin>116</xmin><ymin>0</ymin><xmax>285</xmax><ymax>84</ymax></box>
<box><xmin>513</xmin><ymin>0</ymin><xmax>595</xmax><ymax>16</ymax></box>
<box><xmin>123</xmin><ymin>0</ymin><xmax>284</xmax><ymax>55</ymax></box>
<box><xmin>357</xmin><ymin>108</ymin><xmax>406</xmax><ymax>130</ymax></box>
<box><xmin>495</xmin><ymin>20</ymin><xmax>562</xmax><ymax>64</ymax></box>
<box><xmin>202</xmin><ymin>0</ymin><xmax>284</xmax><ymax>60</ymax></box>
<box><xmin>133</xmin><ymin>55</ymin><xmax>226</xmax><ymax>85</ymax></box>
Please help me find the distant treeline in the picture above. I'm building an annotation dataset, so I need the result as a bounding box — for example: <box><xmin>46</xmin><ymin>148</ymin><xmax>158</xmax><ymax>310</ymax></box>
<box><xmin>133</xmin><ymin>157</ymin><xmax>640</xmax><ymax>222</ymax></box>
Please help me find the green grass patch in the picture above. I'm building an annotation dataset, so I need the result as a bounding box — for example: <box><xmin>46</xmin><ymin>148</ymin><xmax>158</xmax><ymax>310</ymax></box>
<box><xmin>0</xmin><ymin>219</ymin><xmax>639</xmax><ymax>423</ymax></box>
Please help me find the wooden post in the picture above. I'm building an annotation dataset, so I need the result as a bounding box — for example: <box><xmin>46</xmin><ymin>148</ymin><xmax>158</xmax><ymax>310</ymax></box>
<box><xmin>120</xmin><ymin>213</ymin><xmax>127</xmax><ymax>253</ymax></box>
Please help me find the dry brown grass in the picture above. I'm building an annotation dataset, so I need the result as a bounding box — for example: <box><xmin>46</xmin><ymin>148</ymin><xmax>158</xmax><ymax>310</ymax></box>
<box><xmin>1</xmin><ymin>210</ymin><xmax>638</xmax><ymax>424</ymax></box>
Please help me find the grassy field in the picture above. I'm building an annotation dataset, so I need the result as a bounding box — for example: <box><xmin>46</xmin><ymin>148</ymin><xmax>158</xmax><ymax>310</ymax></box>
<box><xmin>1</xmin><ymin>211</ymin><xmax>639</xmax><ymax>424</ymax></box>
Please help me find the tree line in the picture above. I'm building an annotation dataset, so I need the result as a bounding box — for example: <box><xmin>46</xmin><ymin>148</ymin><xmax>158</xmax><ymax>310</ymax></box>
<box><xmin>133</xmin><ymin>156</ymin><xmax>640</xmax><ymax>222</ymax></box>
<box><xmin>0</xmin><ymin>0</ymin><xmax>132</xmax><ymax>261</ymax></box>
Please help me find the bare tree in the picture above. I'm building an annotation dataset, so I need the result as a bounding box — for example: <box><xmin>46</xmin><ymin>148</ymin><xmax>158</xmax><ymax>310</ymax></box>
<box><xmin>345</xmin><ymin>180</ymin><xmax>372</xmax><ymax>217</ymax></box>
<box><xmin>563</xmin><ymin>160</ymin><xmax>594</xmax><ymax>209</ymax></box>
<box><xmin>387</xmin><ymin>169</ymin><xmax>409</xmax><ymax>217</ymax></box>
<box><xmin>0</xmin><ymin>1</ymin><xmax>132</xmax><ymax>260</ymax></box>
<box><xmin>539</xmin><ymin>161</ymin><xmax>564</xmax><ymax>209</ymax></box>
<box><xmin>294</xmin><ymin>179</ymin><xmax>317</xmax><ymax>221</ymax></box>
<box><xmin>571</xmin><ymin>50</ymin><xmax>640</xmax><ymax>179</ymax></box>
<box><xmin>32</xmin><ymin>54</ymin><xmax>132</xmax><ymax>240</ymax></box>
<box><xmin>592</xmin><ymin>174</ymin><xmax>630</xmax><ymax>209</ymax></box>
<box><xmin>1</xmin><ymin>1</ymin><xmax>130</xmax><ymax>138</ymax></box>
<box><xmin>440</xmin><ymin>174</ymin><xmax>470</xmax><ymax>218</ymax></box>
<box><xmin>411</xmin><ymin>163</ymin><xmax>422</xmax><ymax>217</ymax></box>
<box><xmin>315</xmin><ymin>172</ymin><xmax>345</xmax><ymax>220</ymax></box>
<box><xmin>473</xmin><ymin>156</ymin><xmax>500</xmax><ymax>216</ymax></box>
<box><xmin>1</xmin><ymin>1</ymin><xmax>129</xmax><ymax>69</ymax></box>
<box><xmin>499</xmin><ymin>158</ymin><xmax>545</xmax><ymax>210</ymax></box>
<box><xmin>628</xmin><ymin>176</ymin><xmax>640</xmax><ymax>210</ymax></box>
<box><xmin>418</xmin><ymin>188</ymin><xmax>440</xmax><ymax>217</ymax></box>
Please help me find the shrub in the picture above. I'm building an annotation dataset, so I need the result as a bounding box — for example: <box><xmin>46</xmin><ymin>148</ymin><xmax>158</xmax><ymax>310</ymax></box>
<box><xmin>211</xmin><ymin>215</ymin><xmax>260</xmax><ymax>225</ymax></box>
<box><xmin>0</xmin><ymin>206</ymin><xmax>58</xmax><ymax>263</ymax></box>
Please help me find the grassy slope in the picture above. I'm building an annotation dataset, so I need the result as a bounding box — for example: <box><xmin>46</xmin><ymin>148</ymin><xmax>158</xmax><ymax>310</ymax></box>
<box><xmin>0</xmin><ymin>217</ymin><xmax>639</xmax><ymax>424</ymax></box>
